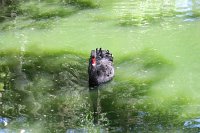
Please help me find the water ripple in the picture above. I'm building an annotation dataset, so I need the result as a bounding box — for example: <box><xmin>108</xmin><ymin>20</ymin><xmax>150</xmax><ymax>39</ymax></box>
<box><xmin>113</xmin><ymin>0</ymin><xmax>200</xmax><ymax>26</ymax></box>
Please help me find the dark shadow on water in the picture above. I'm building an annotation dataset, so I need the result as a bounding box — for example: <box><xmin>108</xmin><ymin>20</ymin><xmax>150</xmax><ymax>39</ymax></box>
<box><xmin>89</xmin><ymin>88</ymin><xmax>98</xmax><ymax>125</ymax></box>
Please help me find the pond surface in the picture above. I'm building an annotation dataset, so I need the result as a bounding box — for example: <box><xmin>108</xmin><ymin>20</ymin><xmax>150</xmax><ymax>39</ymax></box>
<box><xmin>0</xmin><ymin>0</ymin><xmax>200</xmax><ymax>132</ymax></box>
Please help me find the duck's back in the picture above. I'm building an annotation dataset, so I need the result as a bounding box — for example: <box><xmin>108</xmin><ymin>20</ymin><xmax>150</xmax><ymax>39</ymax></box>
<box><xmin>96</xmin><ymin>58</ymin><xmax>114</xmax><ymax>84</ymax></box>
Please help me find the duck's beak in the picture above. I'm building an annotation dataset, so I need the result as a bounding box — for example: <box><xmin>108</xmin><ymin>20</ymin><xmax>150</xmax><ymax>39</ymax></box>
<box><xmin>92</xmin><ymin>57</ymin><xmax>96</xmax><ymax>66</ymax></box>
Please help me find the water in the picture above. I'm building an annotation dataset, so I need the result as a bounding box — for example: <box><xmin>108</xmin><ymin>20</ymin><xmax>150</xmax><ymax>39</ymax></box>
<box><xmin>0</xmin><ymin>0</ymin><xmax>200</xmax><ymax>132</ymax></box>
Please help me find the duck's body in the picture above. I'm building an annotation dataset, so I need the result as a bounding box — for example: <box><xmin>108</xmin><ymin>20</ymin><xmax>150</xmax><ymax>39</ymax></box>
<box><xmin>88</xmin><ymin>48</ymin><xmax>114</xmax><ymax>87</ymax></box>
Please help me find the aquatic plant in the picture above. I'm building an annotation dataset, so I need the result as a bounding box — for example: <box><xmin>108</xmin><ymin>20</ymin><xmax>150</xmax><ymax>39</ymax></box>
<box><xmin>85</xmin><ymin>49</ymin><xmax>175</xmax><ymax>132</ymax></box>
<box><xmin>0</xmin><ymin>0</ymin><xmax>20</xmax><ymax>21</ymax></box>
<box><xmin>62</xmin><ymin>0</ymin><xmax>99</xmax><ymax>9</ymax></box>
<box><xmin>0</xmin><ymin>49</ymin><xmax>113</xmax><ymax>132</ymax></box>
<box><xmin>0</xmin><ymin>0</ymin><xmax>99</xmax><ymax>30</ymax></box>
<box><xmin>1</xmin><ymin>46</ymin><xmax>200</xmax><ymax>132</ymax></box>
<box><xmin>20</xmin><ymin>0</ymin><xmax>99</xmax><ymax>19</ymax></box>
<box><xmin>19</xmin><ymin>2</ymin><xmax>78</xmax><ymax>20</ymax></box>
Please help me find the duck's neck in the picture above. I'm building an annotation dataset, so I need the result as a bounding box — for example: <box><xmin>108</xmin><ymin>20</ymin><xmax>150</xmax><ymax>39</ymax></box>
<box><xmin>89</xmin><ymin>64</ymin><xmax>98</xmax><ymax>86</ymax></box>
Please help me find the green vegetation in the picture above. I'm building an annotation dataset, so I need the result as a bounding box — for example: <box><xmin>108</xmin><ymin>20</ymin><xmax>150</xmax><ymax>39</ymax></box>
<box><xmin>0</xmin><ymin>50</ymin><xmax>89</xmax><ymax>132</ymax></box>
<box><xmin>95</xmin><ymin>49</ymin><xmax>175</xmax><ymax>131</ymax></box>
<box><xmin>0</xmin><ymin>0</ymin><xmax>99</xmax><ymax>30</ymax></box>
<box><xmin>0</xmin><ymin>0</ymin><xmax>99</xmax><ymax>20</ymax></box>
<box><xmin>0</xmin><ymin>47</ymin><xmax>199</xmax><ymax>132</ymax></box>
<box><xmin>0</xmin><ymin>49</ymin><xmax>178</xmax><ymax>132</ymax></box>
<box><xmin>19</xmin><ymin>2</ymin><xmax>77</xmax><ymax>20</ymax></box>
<box><xmin>1</xmin><ymin>0</ymin><xmax>200</xmax><ymax>30</ymax></box>
<box><xmin>0</xmin><ymin>0</ymin><xmax>19</xmax><ymax>22</ymax></box>
<box><xmin>1</xmin><ymin>0</ymin><xmax>200</xmax><ymax>132</ymax></box>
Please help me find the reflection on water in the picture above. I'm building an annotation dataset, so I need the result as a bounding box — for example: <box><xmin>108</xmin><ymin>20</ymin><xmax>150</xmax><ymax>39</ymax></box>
<box><xmin>113</xmin><ymin>0</ymin><xmax>200</xmax><ymax>26</ymax></box>
<box><xmin>176</xmin><ymin>0</ymin><xmax>192</xmax><ymax>15</ymax></box>
<box><xmin>184</xmin><ymin>118</ymin><xmax>200</xmax><ymax>128</ymax></box>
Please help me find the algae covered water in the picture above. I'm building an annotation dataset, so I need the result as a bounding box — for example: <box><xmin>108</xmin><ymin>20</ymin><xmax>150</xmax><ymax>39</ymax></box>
<box><xmin>0</xmin><ymin>0</ymin><xmax>200</xmax><ymax>132</ymax></box>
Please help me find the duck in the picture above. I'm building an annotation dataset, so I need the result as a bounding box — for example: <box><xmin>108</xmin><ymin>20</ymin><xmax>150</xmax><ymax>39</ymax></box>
<box><xmin>88</xmin><ymin>48</ymin><xmax>114</xmax><ymax>87</ymax></box>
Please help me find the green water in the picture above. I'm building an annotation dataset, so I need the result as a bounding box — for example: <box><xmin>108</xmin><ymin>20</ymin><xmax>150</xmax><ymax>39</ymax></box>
<box><xmin>0</xmin><ymin>0</ymin><xmax>200</xmax><ymax>132</ymax></box>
